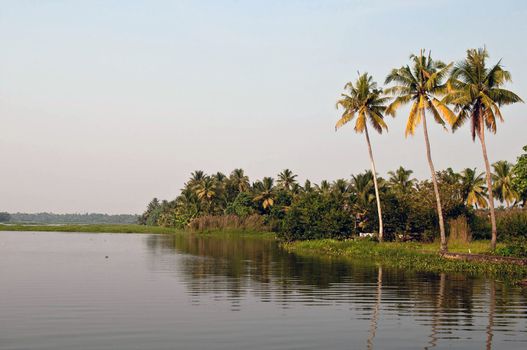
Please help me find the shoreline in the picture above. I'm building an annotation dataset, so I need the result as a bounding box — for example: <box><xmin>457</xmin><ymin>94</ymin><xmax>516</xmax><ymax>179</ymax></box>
<box><xmin>281</xmin><ymin>239</ymin><xmax>527</xmax><ymax>282</ymax></box>
<box><xmin>2</xmin><ymin>224</ymin><xmax>526</xmax><ymax>282</ymax></box>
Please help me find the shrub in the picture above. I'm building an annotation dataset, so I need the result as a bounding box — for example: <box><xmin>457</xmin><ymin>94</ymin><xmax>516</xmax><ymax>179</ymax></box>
<box><xmin>278</xmin><ymin>192</ymin><xmax>354</xmax><ymax>241</ymax></box>
<box><xmin>496</xmin><ymin>210</ymin><xmax>527</xmax><ymax>241</ymax></box>
<box><xmin>494</xmin><ymin>237</ymin><xmax>527</xmax><ymax>257</ymax></box>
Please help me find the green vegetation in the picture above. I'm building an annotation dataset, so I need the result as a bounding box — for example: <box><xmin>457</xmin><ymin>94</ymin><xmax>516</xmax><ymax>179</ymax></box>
<box><xmin>136</xmin><ymin>47</ymin><xmax>524</xmax><ymax>259</ymax></box>
<box><xmin>282</xmin><ymin>239</ymin><xmax>527</xmax><ymax>280</ymax></box>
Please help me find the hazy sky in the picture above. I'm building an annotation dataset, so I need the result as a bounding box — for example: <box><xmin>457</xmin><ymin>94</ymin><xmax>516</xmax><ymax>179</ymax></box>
<box><xmin>1</xmin><ymin>0</ymin><xmax>526</xmax><ymax>214</ymax></box>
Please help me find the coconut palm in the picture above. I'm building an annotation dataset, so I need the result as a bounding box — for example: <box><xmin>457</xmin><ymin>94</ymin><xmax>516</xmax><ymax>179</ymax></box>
<box><xmin>445</xmin><ymin>47</ymin><xmax>523</xmax><ymax>249</ymax></box>
<box><xmin>253</xmin><ymin>177</ymin><xmax>275</xmax><ymax>210</ymax></box>
<box><xmin>229</xmin><ymin>168</ymin><xmax>250</xmax><ymax>193</ymax></box>
<box><xmin>336</xmin><ymin>73</ymin><xmax>389</xmax><ymax>241</ymax></box>
<box><xmin>195</xmin><ymin>176</ymin><xmax>217</xmax><ymax>212</ymax></box>
<box><xmin>316</xmin><ymin>180</ymin><xmax>332</xmax><ymax>195</ymax></box>
<box><xmin>277</xmin><ymin>169</ymin><xmax>298</xmax><ymax>191</ymax></box>
<box><xmin>385</xmin><ymin>50</ymin><xmax>455</xmax><ymax>253</ymax></box>
<box><xmin>460</xmin><ymin>168</ymin><xmax>488</xmax><ymax>208</ymax></box>
<box><xmin>492</xmin><ymin>160</ymin><xmax>518</xmax><ymax>207</ymax></box>
<box><xmin>388</xmin><ymin>166</ymin><xmax>416</xmax><ymax>193</ymax></box>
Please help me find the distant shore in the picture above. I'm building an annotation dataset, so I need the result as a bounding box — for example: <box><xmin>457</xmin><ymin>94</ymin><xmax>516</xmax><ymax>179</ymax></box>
<box><xmin>0</xmin><ymin>223</ymin><xmax>181</xmax><ymax>234</ymax></box>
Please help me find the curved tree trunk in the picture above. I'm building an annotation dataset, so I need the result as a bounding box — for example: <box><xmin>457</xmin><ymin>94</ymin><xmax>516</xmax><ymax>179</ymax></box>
<box><xmin>422</xmin><ymin>110</ymin><xmax>448</xmax><ymax>253</ymax></box>
<box><xmin>364</xmin><ymin>125</ymin><xmax>384</xmax><ymax>242</ymax></box>
<box><xmin>478</xmin><ymin>120</ymin><xmax>498</xmax><ymax>250</ymax></box>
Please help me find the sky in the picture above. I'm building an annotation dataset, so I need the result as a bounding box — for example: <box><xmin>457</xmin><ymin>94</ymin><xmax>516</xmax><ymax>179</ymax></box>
<box><xmin>1</xmin><ymin>0</ymin><xmax>526</xmax><ymax>214</ymax></box>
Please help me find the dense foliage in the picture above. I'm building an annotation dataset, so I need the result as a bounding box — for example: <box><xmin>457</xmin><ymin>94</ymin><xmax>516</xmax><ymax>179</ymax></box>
<box><xmin>141</xmin><ymin>48</ymin><xmax>524</xmax><ymax>247</ymax></box>
<box><xmin>140</xmin><ymin>148</ymin><xmax>527</xmax><ymax>242</ymax></box>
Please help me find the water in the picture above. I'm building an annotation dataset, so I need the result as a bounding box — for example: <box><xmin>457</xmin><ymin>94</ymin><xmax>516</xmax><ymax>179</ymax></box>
<box><xmin>1</xmin><ymin>231</ymin><xmax>526</xmax><ymax>350</ymax></box>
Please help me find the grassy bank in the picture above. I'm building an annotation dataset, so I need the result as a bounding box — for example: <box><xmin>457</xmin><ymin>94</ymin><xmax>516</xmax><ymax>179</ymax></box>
<box><xmin>282</xmin><ymin>239</ymin><xmax>527</xmax><ymax>281</ymax></box>
<box><xmin>0</xmin><ymin>223</ymin><xmax>183</xmax><ymax>234</ymax></box>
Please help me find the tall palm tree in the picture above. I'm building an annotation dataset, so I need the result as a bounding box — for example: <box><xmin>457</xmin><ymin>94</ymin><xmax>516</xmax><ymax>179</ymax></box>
<box><xmin>460</xmin><ymin>168</ymin><xmax>488</xmax><ymax>208</ymax></box>
<box><xmin>385</xmin><ymin>50</ymin><xmax>455</xmax><ymax>253</ymax></box>
<box><xmin>277</xmin><ymin>169</ymin><xmax>298</xmax><ymax>191</ymax></box>
<box><xmin>445</xmin><ymin>47</ymin><xmax>523</xmax><ymax>249</ymax></box>
<box><xmin>388</xmin><ymin>166</ymin><xmax>416</xmax><ymax>192</ymax></box>
<box><xmin>492</xmin><ymin>160</ymin><xmax>518</xmax><ymax>207</ymax></box>
<box><xmin>336</xmin><ymin>73</ymin><xmax>389</xmax><ymax>242</ymax></box>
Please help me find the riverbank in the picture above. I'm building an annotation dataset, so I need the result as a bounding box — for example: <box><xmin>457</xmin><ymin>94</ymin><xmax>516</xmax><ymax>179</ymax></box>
<box><xmin>282</xmin><ymin>239</ymin><xmax>527</xmax><ymax>281</ymax></box>
<box><xmin>0</xmin><ymin>224</ymin><xmax>182</xmax><ymax>234</ymax></box>
<box><xmin>0</xmin><ymin>224</ymin><xmax>275</xmax><ymax>238</ymax></box>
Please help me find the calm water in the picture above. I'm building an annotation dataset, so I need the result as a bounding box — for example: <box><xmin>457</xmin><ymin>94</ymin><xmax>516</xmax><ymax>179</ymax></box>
<box><xmin>1</xmin><ymin>231</ymin><xmax>526</xmax><ymax>350</ymax></box>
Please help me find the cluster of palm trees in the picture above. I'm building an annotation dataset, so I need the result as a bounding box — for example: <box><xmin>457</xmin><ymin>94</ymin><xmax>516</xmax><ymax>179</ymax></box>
<box><xmin>336</xmin><ymin>48</ymin><xmax>523</xmax><ymax>251</ymax></box>
<box><xmin>141</xmin><ymin>160</ymin><xmax>520</xmax><ymax>239</ymax></box>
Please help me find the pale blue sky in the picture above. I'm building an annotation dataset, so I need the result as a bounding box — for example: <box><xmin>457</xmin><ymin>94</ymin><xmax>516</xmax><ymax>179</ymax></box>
<box><xmin>1</xmin><ymin>0</ymin><xmax>526</xmax><ymax>214</ymax></box>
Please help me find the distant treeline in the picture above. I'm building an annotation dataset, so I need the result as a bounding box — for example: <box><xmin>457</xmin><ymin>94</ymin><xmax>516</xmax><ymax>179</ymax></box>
<box><xmin>0</xmin><ymin>212</ymin><xmax>138</xmax><ymax>225</ymax></box>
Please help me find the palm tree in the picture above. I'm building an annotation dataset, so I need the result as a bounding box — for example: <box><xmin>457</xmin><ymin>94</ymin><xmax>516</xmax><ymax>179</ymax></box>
<box><xmin>229</xmin><ymin>168</ymin><xmax>250</xmax><ymax>193</ymax></box>
<box><xmin>445</xmin><ymin>47</ymin><xmax>523</xmax><ymax>249</ymax></box>
<box><xmin>195</xmin><ymin>176</ymin><xmax>217</xmax><ymax>212</ymax></box>
<box><xmin>316</xmin><ymin>180</ymin><xmax>332</xmax><ymax>195</ymax></box>
<box><xmin>492</xmin><ymin>160</ymin><xmax>518</xmax><ymax>207</ymax></box>
<box><xmin>336</xmin><ymin>73</ymin><xmax>389</xmax><ymax>242</ymax></box>
<box><xmin>385</xmin><ymin>50</ymin><xmax>455</xmax><ymax>253</ymax></box>
<box><xmin>277</xmin><ymin>169</ymin><xmax>298</xmax><ymax>191</ymax></box>
<box><xmin>460</xmin><ymin>168</ymin><xmax>488</xmax><ymax>208</ymax></box>
<box><xmin>253</xmin><ymin>177</ymin><xmax>275</xmax><ymax>210</ymax></box>
<box><xmin>388</xmin><ymin>166</ymin><xmax>416</xmax><ymax>192</ymax></box>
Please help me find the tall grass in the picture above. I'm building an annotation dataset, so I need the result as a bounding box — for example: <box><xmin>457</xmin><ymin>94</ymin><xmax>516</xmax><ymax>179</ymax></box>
<box><xmin>187</xmin><ymin>214</ymin><xmax>269</xmax><ymax>232</ymax></box>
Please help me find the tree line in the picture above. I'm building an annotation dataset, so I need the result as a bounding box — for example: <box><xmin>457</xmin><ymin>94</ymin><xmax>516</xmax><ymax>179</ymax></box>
<box><xmin>0</xmin><ymin>212</ymin><xmax>138</xmax><ymax>224</ymax></box>
<box><xmin>141</xmin><ymin>48</ymin><xmax>525</xmax><ymax>252</ymax></box>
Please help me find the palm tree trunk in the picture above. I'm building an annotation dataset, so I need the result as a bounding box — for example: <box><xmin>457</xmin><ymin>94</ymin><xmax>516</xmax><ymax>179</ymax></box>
<box><xmin>478</xmin><ymin>120</ymin><xmax>498</xmax><ymax>250</ymax></box>
<box><xmin>364</xmin><ymin>125</ymin><xmax>384</xmax><ymax>242</ymax></box>
<box><xmin>422</xmin><ymin>110</ymin><xmax>448</xmax><ymax>253</ymax></box>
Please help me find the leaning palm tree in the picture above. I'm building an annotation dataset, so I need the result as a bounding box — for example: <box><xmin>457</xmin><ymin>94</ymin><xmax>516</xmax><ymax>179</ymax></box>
<box><xmin>277</xmin><ymin>169</ymin><xmax>298</xmax><ymax>191</ymax></box>
<box><xmin>492</xmin><ymin>160</ymin><xmax>518</xmax><ymax>207</ymax></box>
<box><xmin>460</xmin><ymin>168</ymin><xmax>488</xmax><ymax>208</ymax></box>
<box><xmin>445</xmin><ymin>48</ymin><xmax>523</xmax><ymax>249</ymax></box>
<box><xmin>385</xmin><ymin>50</ymin><xmax>455</xmax><ymax>253</ymax></box>
<box><xmin>336</xmin><ymin>73</ymin><xmax>389</xmax><ymax>242</ymax></box>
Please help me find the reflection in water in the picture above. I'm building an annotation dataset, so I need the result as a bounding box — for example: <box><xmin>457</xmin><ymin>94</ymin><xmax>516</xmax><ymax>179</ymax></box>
<box><xmin>1</xmin><ymin>231</ymin><xmax>526</xmax><ymax>350</ymax></box>
<box><xmin>147</xmin><ymin>234</ymin><xmax>527</xmax><ymax>348</ymax></box>
<box><xmin>487</xmin><ymin>280</ymin><xmax>496</xmax><ymax>350</ymax></box>
<box><xmin>425</xmin><ymin>272</ymin><xmax>445</xmax><ymax>350</ymax></box>
<box><xmin>367</xmin><ymin>266</ymin><xmax>382</xmax><ymax>350</ymax></box>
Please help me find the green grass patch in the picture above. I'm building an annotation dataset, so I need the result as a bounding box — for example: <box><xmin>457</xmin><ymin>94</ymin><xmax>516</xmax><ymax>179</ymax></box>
<box><xmin>282</xmin><ymin>239</ymin><xmax>527</xmax><ymax>281</ymax></box>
